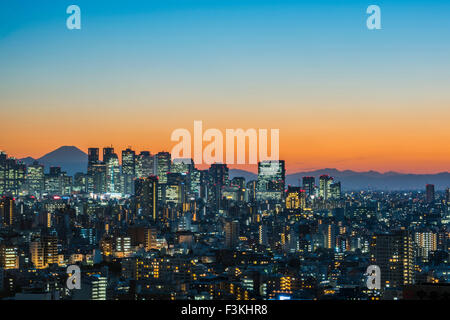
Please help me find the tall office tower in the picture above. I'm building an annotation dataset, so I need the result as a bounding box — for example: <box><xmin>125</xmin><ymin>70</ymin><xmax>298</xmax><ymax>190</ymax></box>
<box><xmin>135</xmin><ymin>176</ymin><xmax>158</xmax><ymax>221</ymax></box>
<box><xmin>0</xmin><ymin>197</ymin><xmax>15</xmax><ymax>226</ymax></box>
<box><xmin>370</xmin><ymin>230</ymin><xmax>415</xmax><ymax>288</ymax></box>
<box><xmin>302</xmin><ymin>176</ymin><xmax>315</xmax><ymax>197</ymax></box>
<box><xmin>26</xmin><ymin>161</ymin><xmax>45</xmax><ymax>196</ymax></box>
<box><xmin>256</xmin><ymin>160</ymin><xmax>285</xmax><ymax>202</ymax></box>
<box><xmin>246</xmin><ymin>180</ymin><xmax>257</xmax><ymax>203</ymax></box>
<box><xmin>426</xmin><ymin>184</ymin><xmax>435</xmax><ymax>203</ymax></box>
<box><xmin>258</xmin><ymin>224</ymin><xmax>268</xmax><ymax>246</ymax></box>
<box><xmin>189</xmin><ymin>168</ymin><xmax>201</xmax><ymax>198</ymax></box>
<box><xmin>164</xmin><ymin>173</ymin><xmax>187</xmax><ymax>206</ymax></box>
<box><xmin>92</xmin><ymin>162</ymin><xmax>107</xmax><ymax>193</ymax></box>
<box><xmin>319</xmin><ymin>175</ymin><xmax>334</xmax><ymax>200</ymax></box>
<box><xmin>0</xmin><ymin>154</ymin><xmax>26</xmax><ymax>196</ymax></box>
<box><xmin>0</xmin><ymin>244</ymin><xmax>19</xmax><ymax>269</ymax></box>
<box><xmin>135</xmin><ymin>151</ymin><xmax>153</xmax><ymax>178</ymax></box>
<box><xmin>0</xmin><ymin>152</ymin><xmax>6</xmax><ymax>195</ymax></box>
<box><xmin>121</xmin><ymin>148</ymin><xmax>136</xmax><ymax>195</ymax></box>
<box><xmin>103</xmin><ymin>147</ymin><xmax>115</xmax><ymax>163</ymax></box>
<box><xmin>105</xmin><ymin>153</ymin><xmax>121</xmax><ymax>193</ymax></box>
<box><xmin>155</xmin><ymin>152</ymin><xmax>171</xmax><ymax>184</ymax></box>
<box><xmin>329</xmin><ymin>182</ymin><xmax>341</xmax><ymax>200</ymax></box>
<box><xmin>87</xmin><ymin>148</ymin><xmax>99</xmax><ymax>174</ymax></box>
<box><xmin>208</xmin><ymin>163</ymin><xmax>229</xmax><ymax>210</ymax></box>
<box><xmin>285</xmin><ymin>186</ymin><xmax>306</xmax><ymax>210</ymax></box>
<box><xmin>414</xmin><ymin>231</ymin><xmax>437</xmax><ymax>262</ymax></box>
<box><xmin>446</xmin><ymin>187</ymin><xmax>450</xmax><ymax>205</ymax></box>
<box><xmin>44</xmin><ymin>167</ymin><xmax>65</xmax><ymax>195</ymax></box>
<box><xmin>225</xmin><ymin>220</ymin><xmax>240</xmax><ymax>248</ymax></box>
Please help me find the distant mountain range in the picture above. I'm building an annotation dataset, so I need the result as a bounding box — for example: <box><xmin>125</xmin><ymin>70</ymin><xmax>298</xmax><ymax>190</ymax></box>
<box><xmin>20</xmin><ymin>146</ymin><xmax>449</xmax><ymax>191</ymax></box>
<box><xmin>230</xmin><ymin>168</ymin><xmax>450</xmax><ymax>191</ymax></box>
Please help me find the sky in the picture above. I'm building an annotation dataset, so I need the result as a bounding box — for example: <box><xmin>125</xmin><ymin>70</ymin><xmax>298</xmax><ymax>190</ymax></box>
<box><xmin>1</xmin><ymin>0</ymin><xmax>450</xmax><ymax>174</ymax></box>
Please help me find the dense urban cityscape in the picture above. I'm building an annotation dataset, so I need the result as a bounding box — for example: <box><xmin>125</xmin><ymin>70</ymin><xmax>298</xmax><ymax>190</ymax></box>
<box><xmin>0</xmin><ymin>147</ymin><xmax>449</xmax><ymax>300</ymax></box>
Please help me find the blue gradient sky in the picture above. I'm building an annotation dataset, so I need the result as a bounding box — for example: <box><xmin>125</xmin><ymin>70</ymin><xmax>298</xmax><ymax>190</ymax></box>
<box><xmin>1</xmin><ymin>1</ymin><xmax>450</xmax><ymax>173</ymax></box>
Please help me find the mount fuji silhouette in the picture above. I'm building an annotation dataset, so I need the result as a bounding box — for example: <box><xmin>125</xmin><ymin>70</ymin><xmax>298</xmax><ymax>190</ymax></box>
<box><xmin>21</xmin><ymin>146</ymin><xmax>87</xmax><ymax>176</ymax></box>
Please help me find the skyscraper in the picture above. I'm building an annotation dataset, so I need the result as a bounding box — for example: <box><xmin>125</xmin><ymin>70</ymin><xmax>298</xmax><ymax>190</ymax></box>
<box><xmin>135</xmin><ymin>176</ymin><xmax>159</xmax><ymax>221</ymax></box>
<box><xmin>208</xmin><ymin>163</ymin><xmax>229</xmax><ymax>210</ymax></box>
<box><xmin>319</xmin><ymin>175</ymin><xmax>333</xmax><ymax>200</ymax></box>
<box><xmin>26</xmin><ymin>161</ymin><xmax>45</xmax><ymax>196</ymax></box>
<box><xmin>122</xmin><ymin>148</ymin><xmax>136</xmax><ymax>195</ymax></box>
<box><xmin>30</xmin><ymin>234</ymin><xmax>58</xmax><ymax>269</ymax></box>
<box><xmin>285</xmin><ymin>186</ymin><xmax>306</xmax><ymax>210</ymax></box>
<box><xmin>302</xmin><ymin>176</ymin><xmax>315</xmax><ymax>197</ymax></box>
<box><xmin>155</xmin><ymin>152</ymin><xmax>171</xmax><ymax>184</ymax></box>
<box><xmin>88</xmin><ymin>148</ymin><xmax>99</xmax><ymax>174</ymax></box>
<box><xmin>256</xmin><ymin>160</ymin><xmax>285</xmax><ymax>202</ymax></box>
<box><xmin>370</xmin><ymin>230</ymin><xmax>415</xmax><ymax>288</ymax></box>
<box><xmin>136</xmin><ymin>151</ymin><xmax>154</xmax><ymax>178</ymax></box>
<box><xmin>426</xmin><ymin>184</ymin><xmax>435</xmax><ymax>203</ymax></box>
<box><xmin>105</xmin><ymin>152</ymin><xmax>121</xmax><ymax>193</ymax></box>
<box><xmin>103</xmin><ymin>147</ymin><xmax>115</xmax><ymax>163</ymax></box>
<box><xmin>329</xmin><ymin>182</ymin><xmax>341</xmax><ymax>200</ymax></box>
<box><xmin>0</xmin><ymin>197</ymin><xmax>15</xmax><ymax>226</ymax></box>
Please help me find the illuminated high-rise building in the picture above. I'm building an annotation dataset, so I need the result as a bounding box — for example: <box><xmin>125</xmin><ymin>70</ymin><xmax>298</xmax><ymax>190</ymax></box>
<box><xmin>136</xmin><ymin>151</ymin><xmax>154</xmax><ymax>178</ymax></box>
<box><xmin>135</xmin><ymin>176</ymin><xmax>159</xmax><ymax>221</ymax></box>
<box><xmin>122</xmin><ymin>148</ymin><xmax>136</xmax><ymax>195</ymax></box>
<box><xmin>329</xmin><ymin>182</ymin><xmax>341</xmax><ymax>200</ymax></box>
<box><xmin>30</xmin><ymin>234</ymin><xmax>58</xmax><ymax>269</ymax></box>
<box><xmin>189</xmin><ymin>168</ymin><xmax>201</xmax><ymax>198</ymax></box>
<box><xmin>446</xmin><ymin>187</ymin><xmax>450</xmax><ymax>205</ymax></box>
<box><xmin>208</xmin><ymin>163</ymin><xmax>229</xmax><ymax>210</ymax></box>
<box><xmin>91</xmin><ymin>162</ymin><xmax>107</xmax><ymax>193</ymax></box>
<box><xmin>426</xmin><ymin>184</ymin><xmax>435</xmax><ymax>203</ymax></box>
<box><xmin>0</xmin><ymin>244</ymin><xmax>19</xmax><ymax>269</ymax></box>
<box><xmin>0</xmin><ymin>197</ymin><xmax>15</xmax><ymax>226</ymax></box>
<box><xmin>256</xmin><ymin>160</ymin><xmax>285</xmax><ymax>202</ymax></box>
<box><xmin>319</xmin><ymin>175</ymin><xmax>333</xmax><ymax>200</ymax></box>
<box><xmin>164</xmin><ymin>173</ymin><xmax>187</xmax><ymax>206</ymax></box>
<box><xmin>302</xmin><ymin>176</ymin><xmax>315</xmax><ymax>197</ymax></box>
<box><xmin>285</xmin><ymin>186</ymin><xmax>306</xmax><ymax>210</ymax></box>
<box><xmin>30</xmin><ymin>241</ymin><xmax>45</xmax><ymax>269</ymax></box>
<box><xmin>370</xmin><ymin>230</ymin><xmax>415</xmax><ymax>288</ymax></box>
<box><xmin>115</xmin><ymin>236</ymin><xmax>132</xmax><ymax>258</ymax></box>
<box><xmin>87</xmin><ymin>148</ymin><xmax>99</xmax><ymax>174</ymax></box>
<box><xmin>0</xmin><ymin>153</ymin><xmax>26</xmax><ymax>196</ymax></box>
<box><xmin>414</xmin><ymin>231</ymin><xmax>437</xmax><ymax>262</ymax></box>
<box><xmin>105</xmin><ymin>153</ymin><xmax>121</xmax><ymax>193</ymax></box>
<box><xmin>103</xmin><ymin>147</ymin><xmax>115</xmax><ymax>163</ymax></box>
<box><xmin>155</xmin><ymin>152</ymin><xmax>171</xmax><ymax>184</ymax></box>
<box><xmin>26</xmin><ymin>161</ymin><xmax>45</xmax><ymax>196</ymax></box>
<box><xmin>73</xmin><ymin>274</ymin><xmax>107</xmax><ymax>300</ymax></box>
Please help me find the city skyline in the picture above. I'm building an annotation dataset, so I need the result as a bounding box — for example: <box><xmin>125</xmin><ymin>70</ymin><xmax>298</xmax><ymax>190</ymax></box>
<box><xmin>1</xmin><ymin>1</ymin><xmax>450</xmax><ymax>174</ymax></box>
<box><xmin>2</xmin><ymin>144</ymin><xmax>450</xmax><ymax>176</ymax></box>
